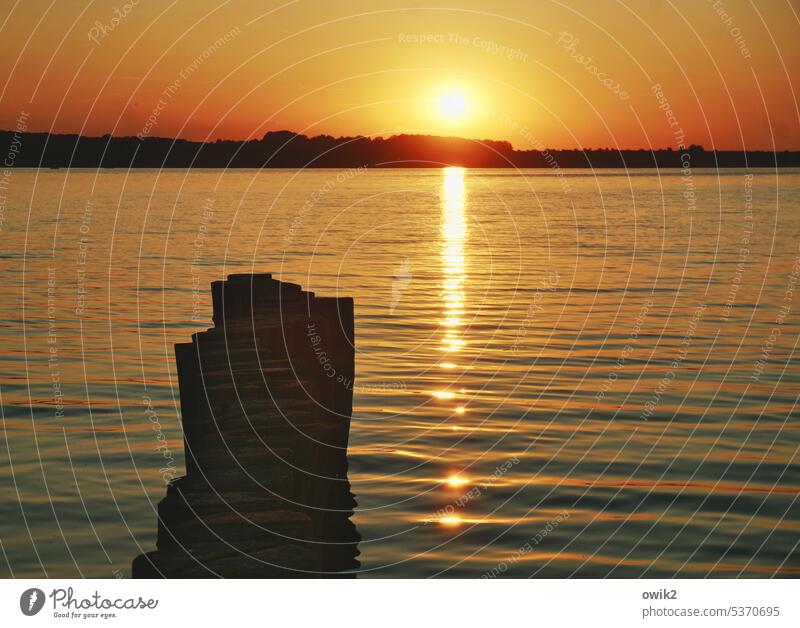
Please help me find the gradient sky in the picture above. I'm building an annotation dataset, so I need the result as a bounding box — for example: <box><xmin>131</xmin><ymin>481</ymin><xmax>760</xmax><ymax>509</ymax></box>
<box><xmin>1</xmin><ymin>0</ymin><xmax>798</xmax><ymax>149</ymax></box>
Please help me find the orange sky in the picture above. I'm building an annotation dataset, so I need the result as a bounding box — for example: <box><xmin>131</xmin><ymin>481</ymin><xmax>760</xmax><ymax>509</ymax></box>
<box><xmin>1</xmin><ymin>0</ymin><xmax>798</xmax><ymax>150</ymax></box>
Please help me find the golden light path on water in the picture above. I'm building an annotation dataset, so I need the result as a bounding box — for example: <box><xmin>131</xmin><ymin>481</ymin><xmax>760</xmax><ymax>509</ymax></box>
<box><xmin>439</xmin><ymin>167</ymin><xmax>470</xmax><ymax>524</ymax></box>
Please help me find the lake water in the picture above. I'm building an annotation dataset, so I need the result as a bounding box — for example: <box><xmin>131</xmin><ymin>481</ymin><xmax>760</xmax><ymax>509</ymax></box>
<box><xmin>1</xmin><ymin>167</ymin><xmax>799</xmax><ymax>577</ymax></box>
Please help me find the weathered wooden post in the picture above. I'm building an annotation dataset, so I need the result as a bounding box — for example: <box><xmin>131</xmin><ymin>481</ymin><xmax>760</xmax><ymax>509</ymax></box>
<box><xmin>132</xmin><ymin>273</ymin><xmax>360</xmax><ymax>577</ymax></box>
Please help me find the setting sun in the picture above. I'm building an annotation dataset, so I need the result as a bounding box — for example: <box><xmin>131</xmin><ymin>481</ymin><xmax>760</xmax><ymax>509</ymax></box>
<box><xmin>439</xmin><ymin>90</ymin><xmax>467</xmax><ymax>120</ymax></box>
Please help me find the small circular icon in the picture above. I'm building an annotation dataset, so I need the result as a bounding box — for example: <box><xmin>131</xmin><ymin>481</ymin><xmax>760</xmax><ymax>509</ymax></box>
<box><xmin>20</xmin><ymin>588</ymin><xmax>45</xmax><ymax>616</ymax></box>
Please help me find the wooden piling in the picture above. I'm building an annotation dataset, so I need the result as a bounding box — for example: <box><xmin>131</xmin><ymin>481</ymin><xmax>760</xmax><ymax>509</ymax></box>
<box><xmin>132</xmin><ymin>273</ymin><xmax>360</xmax><ymax>577</ymax></box>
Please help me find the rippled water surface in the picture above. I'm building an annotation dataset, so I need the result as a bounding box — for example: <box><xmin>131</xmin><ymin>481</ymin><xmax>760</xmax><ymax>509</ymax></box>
<box><xmin>1</xmin><ymin>167</ymin><xmax>799</xmax><ymax>577</ymax></box>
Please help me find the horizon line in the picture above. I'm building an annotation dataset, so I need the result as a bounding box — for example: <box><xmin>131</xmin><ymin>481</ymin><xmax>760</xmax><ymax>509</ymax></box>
<box><xmin>3</xmin><ymin>127</ymin><xmax>799</xmax><ymax>154</ymax></box>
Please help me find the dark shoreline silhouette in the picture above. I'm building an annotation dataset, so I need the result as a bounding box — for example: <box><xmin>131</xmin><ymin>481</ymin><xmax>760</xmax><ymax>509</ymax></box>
<box><xmin>3</xmin><ymin>129</ymin><xmax>799</xmax><ymax>169</ymax></box>
<box><xmin>132</xmin><ymin>273</ymin><xmax>359</xmax><ymax>578</ymax></box>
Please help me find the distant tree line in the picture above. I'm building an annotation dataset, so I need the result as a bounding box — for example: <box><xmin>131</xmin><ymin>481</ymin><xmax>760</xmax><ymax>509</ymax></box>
<box><xmin>2</xmin><ymin>129</ymin><xmax>797</xmax><ymax>168</ymax></box>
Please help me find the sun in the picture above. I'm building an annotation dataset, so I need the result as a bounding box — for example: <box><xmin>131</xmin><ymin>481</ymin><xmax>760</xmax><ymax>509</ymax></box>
<box><xmin>439</xmin><ymin>90</ymin><xmax>467</xmax><ymax>120</ymax></box>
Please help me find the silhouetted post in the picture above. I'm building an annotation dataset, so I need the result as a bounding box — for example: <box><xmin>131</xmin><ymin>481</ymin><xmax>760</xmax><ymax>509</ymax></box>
<box><xmin>132</xmin><ymin>273</ymin><xmax>359</xmax><ymax>577</ymax></box>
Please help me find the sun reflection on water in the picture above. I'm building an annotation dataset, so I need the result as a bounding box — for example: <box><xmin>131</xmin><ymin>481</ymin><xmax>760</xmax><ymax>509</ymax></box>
<box><xmin>438</xmin><ymin>515</ymin><xmax>463</xmax><ymax>527</ymax></box>
<box><xmin>441</xmin><ymin>166</ymin><xmax>467</xmax><ymax>356</ymax></box>
<box><xmin>435</xmin><ymin>167</ymin><xmax>473</xmax><ymax>528</ymax></box>
<box><xmin>436</xmin><ymin>168</ymin><xmax>468</xmax><ymax>405</ymax></box>
<box><xmin>446</xmin><ymin>474</ymin><xmax>470</xmax><ymax>488</ymax></box>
